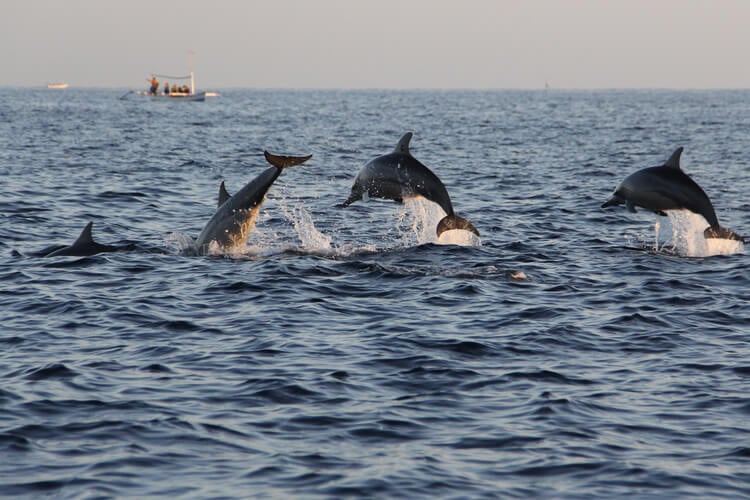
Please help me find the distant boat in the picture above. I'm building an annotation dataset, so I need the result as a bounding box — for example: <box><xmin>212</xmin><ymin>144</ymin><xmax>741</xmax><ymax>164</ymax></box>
<box><xmin>124</xmin><ymin>69</ymin><xmax>213</xmax><ymax>102</ymax></box>
<box><xmin>47</xmin><ymin>83</ymin><xmax>69</xmax><ymax>89</ymax></box>
<box><xmin>123</xmin><ymin>52</ymin><xmax>214</xmax><ymax>102</ymax></box>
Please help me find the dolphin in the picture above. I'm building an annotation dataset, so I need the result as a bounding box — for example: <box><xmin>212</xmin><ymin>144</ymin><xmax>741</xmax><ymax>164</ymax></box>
<box><xmin>40</xmin><ymin>221</ymin><xmax>122</xmax><ymax>257</ymax></box>
<box><xmin>195</xmin><ymin>150</ymin><xmax>312</xmax><ymax>254</ymax></box>
<box><xmin>602</xmin><ymin>147</ymin><xmax>744</xmax><ymax>242</ymax></box>
<box><xmin>341</xmin><ymin>132</ymin><xmax>479</xmax><ymax>237</ymax></box>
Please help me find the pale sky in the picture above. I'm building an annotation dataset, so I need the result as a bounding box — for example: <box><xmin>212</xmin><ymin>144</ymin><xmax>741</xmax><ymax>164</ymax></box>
<box><xmin>3</xmin><ymin>0</ymin><xmax>750</xmax><ymax>89</ymax></box>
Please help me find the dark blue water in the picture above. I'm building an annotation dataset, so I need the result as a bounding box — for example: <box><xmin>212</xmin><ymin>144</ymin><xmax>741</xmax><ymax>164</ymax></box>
<box><xmin>1</xmin><ymin>88</ymin><xmax>749</xmax><ymax>499</ymax></box>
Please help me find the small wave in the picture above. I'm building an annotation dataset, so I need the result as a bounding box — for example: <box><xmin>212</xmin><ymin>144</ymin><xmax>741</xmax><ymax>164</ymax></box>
<box><xmin>23</xmin><ymin>363</ymin><xmax>77</xmax><ymax>381</ymax></box>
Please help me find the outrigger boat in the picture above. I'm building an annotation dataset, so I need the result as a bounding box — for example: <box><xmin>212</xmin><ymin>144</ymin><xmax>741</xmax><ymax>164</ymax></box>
<box><xmin>122</xmin><ymin>52</ymin><xmax>214</xmax><ymax>101</ymax></box>
<box><xmin>130</xmin><ymin>71</ymin><xmax>207</xmax><ymax>101</ymax></box>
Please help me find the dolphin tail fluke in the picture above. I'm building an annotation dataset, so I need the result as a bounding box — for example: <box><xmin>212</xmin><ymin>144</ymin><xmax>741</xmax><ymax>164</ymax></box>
<box><xmin>263</xmin><ymin>151</ymin><xmax>312</xmax><ymax>169</ymax></box>
<box><xmin>704</xmin><ymin>226</ymin><xmax>745</xmax><ymax>243</ymax></box>
<box><xmin>436</xmin><ymin>215</ymin><xmax>480</xmax><ymax>238</ymax></box>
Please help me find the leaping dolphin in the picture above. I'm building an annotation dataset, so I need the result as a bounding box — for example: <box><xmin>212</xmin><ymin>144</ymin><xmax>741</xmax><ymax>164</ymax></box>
<box><xmin>341</xmin><ymin>132</ymin><xmax>479</xmax><ymax>237</ymax></box>
<box><xmin>602</xmin><ymin>147</ymin><xmax>744</xmax><ymax>242</ymax></box>
<box><xmin>40</xmin><ymin>221</ymin><xmax>123</xmax><ymax>257</ymax></box>
<box><xmin>195</xmin><ymin>151</ymin><xmax>312</xmax><ymax>254</ymax></box>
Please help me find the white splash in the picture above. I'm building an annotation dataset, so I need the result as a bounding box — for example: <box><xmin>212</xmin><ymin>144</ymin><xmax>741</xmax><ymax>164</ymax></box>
<box><xmin>438</xmin><ymin>229</ymin><xmax>482</xmax><ymax>246</ymax></box>
<box><xmin>647</xmin><ymin>210</ymin><xmax>744</xmax><ymax>257</ymax></box>
<box><xmin>279</xmin><ymin>203</ymin><xmax>331</xmax><ymax>250</ymax></box>
<box><xmin>278</xmin><ymin>199</ymin><xmax>378</xmax><ymax>257</ymax></box>
<box><xmin>400</xmin><ymin>197</ymin><xmax>481</xmax><ymax>247</ymax></box>
<box><xmin>164</xmin><ymin>232</ymin><xmax>198</xmax><ymax>255</ymax></box>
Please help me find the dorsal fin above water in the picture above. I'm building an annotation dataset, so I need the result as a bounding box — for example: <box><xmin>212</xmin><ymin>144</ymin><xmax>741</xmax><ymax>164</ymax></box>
<box><xmin>73</xmin><ymin>222</ymin><xmax>95</xmax><ymax>247</ymax></box>
<box><xmin>665</xmin><ymin>147</ymin><xmax>683</xmax><ymax>169</ymax></box>
<box><xmin>218</xmin><ymin>180</ymin><xmax>231</xmax><ymax>206</ymax></box>
<box><xmin>394</xmin><ymin>132</ymin><xmax>413</xmax><ymax>155</ymax></box>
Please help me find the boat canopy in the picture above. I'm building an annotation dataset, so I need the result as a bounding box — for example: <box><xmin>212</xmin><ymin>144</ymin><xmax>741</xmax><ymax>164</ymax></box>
<box><xmin>153</xmin><ymin>72</ymin><xmax>195</xmax><ymax>94</ymax></box>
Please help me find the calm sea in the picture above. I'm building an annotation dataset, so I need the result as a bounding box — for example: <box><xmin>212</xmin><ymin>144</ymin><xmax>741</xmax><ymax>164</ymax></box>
<box><xmin>1</xmin><ymin>88</ymin><xmax>749</xmax><ymax>499</ymax></box>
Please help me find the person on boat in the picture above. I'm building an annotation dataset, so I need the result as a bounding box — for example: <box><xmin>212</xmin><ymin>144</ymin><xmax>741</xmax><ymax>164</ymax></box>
<box><xmin>148</xmin><ymin>75</ymin><xmax>159</xmax><ymax>95</ymax></box>
<box><xmin>164</xmin><ymin>83</ymin><xmax>170</xmax><ymax>95</ymax></box>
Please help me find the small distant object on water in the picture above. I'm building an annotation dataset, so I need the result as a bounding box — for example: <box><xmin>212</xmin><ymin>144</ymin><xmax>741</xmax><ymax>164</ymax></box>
<box><xmin>130</xmin><ymin>72</ymin><xmax>207</xmax><ymax>101</ymax></box>
<box><xmin>47</xmin><ymin>82</ymin><xmax>69</xmax><ymax>89</ymax></box>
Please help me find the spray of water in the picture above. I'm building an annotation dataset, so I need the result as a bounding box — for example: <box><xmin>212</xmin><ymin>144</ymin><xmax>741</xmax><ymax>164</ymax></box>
<box><xmin>164</xmin><ymin>232</ymin><xmax>198</xmax><ymax>255</ymax></box>
<box><xmin>666</xmin><ymin>211</ymin><xmax>744</xmax><ymax>257</ymax></box>
<box><xmin>167</xmin><ymin>193</ymin><xmax>482</xmax><ymax>258</ymax></box>
<box><xmin>400</xmin><ymin>197</ymin><xmax>482</xmax><ymax>247</ymax></box>
<box><xmin>634</xmin><ymin>210</ymin><xmax>744</xmax><ymax>257</ymax></box>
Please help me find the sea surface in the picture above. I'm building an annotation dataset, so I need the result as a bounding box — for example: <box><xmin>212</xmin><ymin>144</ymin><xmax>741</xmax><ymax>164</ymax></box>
<box><xmin>1</xmin><ymin>88</ymin><xmax>749</xmax><ymax>499</ymax></box>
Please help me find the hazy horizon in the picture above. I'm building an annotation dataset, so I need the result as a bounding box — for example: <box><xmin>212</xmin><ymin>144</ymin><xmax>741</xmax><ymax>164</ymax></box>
<box><xmin>4</xmin><ymin>0</ymin><xmax>750</xmax><ymax>90</ymax></box>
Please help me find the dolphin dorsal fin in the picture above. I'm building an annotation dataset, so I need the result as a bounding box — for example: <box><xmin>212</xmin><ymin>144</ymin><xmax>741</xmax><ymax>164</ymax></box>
<box><xmin>218</xmin><ymin>180</ymin><xmax>231</xmax><ymax>206</ymax></box>
<box><xmin>394</xmin><ymin>132</ymin><xmax>413</xmax><ymax>155</ymax></box>
<box><xmin>73</xmin><ymin>222</ymin><xmax>95</xmax><ymax>246</ymax></box>
<box><xmin>665</xmin><ymin>147</ymin><xmax>683</xmax><ymax>169</ymax></box>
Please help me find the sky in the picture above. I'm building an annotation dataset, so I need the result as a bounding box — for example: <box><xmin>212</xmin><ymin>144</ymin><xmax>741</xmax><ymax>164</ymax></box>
<box><xmin>3</xmin><ymin>0</ymin><xmax>750</xmax><ymax>89</ymax></box>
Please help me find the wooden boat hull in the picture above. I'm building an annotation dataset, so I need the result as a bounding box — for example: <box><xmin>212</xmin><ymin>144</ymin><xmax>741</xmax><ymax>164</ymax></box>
<box><xmin>131</xmin><ymin>91</ymin><xmax>207</xmax><ymax>102</ymax></box>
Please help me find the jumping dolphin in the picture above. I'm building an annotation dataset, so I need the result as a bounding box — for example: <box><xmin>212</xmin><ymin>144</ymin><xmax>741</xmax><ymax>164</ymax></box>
<box><xmin>602</xmin><ymin>147</ymin><xmax>744</xmax><ymax>242</ymax></box>
<box><xmin>40</xmin><ymin>221</ymin><xmax>122</xmax><ymax>257</ymax></box>
<box><xmin>341</xmin><ymin>132</ymin><xmax>479</xmax><ymax>237</ymax></box>
<box><xmin>195</xmin><ymin>150</ymin><xmax>312</xmax><ymax>254</ymax></box>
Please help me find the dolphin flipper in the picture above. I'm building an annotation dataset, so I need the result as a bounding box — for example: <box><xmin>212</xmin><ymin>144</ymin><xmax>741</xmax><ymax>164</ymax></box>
<box><xmin>626</xmin><ymin>200</ymin><xmax>638</xmax><ymax>213</ymax></box>
<box><xmin>601</xmin><ymin>195</ymin><xmax>623</xmax><ymax>209</ymax></box>
<box><xmin>436</xmin><ymin>215</ymin><xmax>480</xmax><ymax>237</ymax></box>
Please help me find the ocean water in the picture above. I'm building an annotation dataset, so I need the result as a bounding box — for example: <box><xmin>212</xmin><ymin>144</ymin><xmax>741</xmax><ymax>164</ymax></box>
<box><xmin>1</xmin><ymin>88</ymin><xmax>749</xmax><ymax>499</ymax></box>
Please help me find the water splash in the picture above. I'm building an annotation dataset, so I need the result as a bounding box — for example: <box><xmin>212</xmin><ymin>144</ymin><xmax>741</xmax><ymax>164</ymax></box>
<box><xmin>400</xmin><ymin>197</ymin><xmax>481</xmax><ymax>247</ymax></box>
<box><xmin>164</xmin><ymin>232</ymin><xmax>197</xmax><ymax>255</ymax></box>
<box><xmin>631</xmin><ymin>211</ymin><xmax>744</xmax><ymax>257</ymax></box>
<box><xmin>665</xmin><ymin>211</ymin><xmax>744</xmax><ymax>257</ymax></box>
<box><xmin>281</xmin><ymin>203</ymin><xmax>333</xmax><ymax>252</ymax></box>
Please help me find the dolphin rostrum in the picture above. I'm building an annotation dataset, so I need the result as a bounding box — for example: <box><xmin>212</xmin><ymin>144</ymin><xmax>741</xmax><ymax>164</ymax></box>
<box><xmin>341</xmin><ymin>132</ymin><xmax>479</xmax><ymax>237</ymax></box>
<box><xmin>195</xmin><ymin>151</ymin><xmax>312</xmax><ymax>254</ymax></box>
<box><xmin>41</xmin><ymin>221</ymin><xmax>122</xmax><ymax>257</ymax></box>
<box><xmin>602</xmin><ymin>147</ymin><xmax>744</xmax><ymax>242</ymax></box>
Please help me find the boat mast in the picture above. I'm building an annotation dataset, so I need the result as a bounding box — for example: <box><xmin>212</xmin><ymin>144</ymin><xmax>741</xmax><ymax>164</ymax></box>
<box><xmin>189</xmin><ymin>50</ymin><xmax>195</xmax><ymax>95</ymax></box>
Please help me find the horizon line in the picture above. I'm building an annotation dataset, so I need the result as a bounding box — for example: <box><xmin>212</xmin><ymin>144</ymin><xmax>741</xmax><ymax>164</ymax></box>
<box><xmin>4</xmin><ymin>84</ymin><xmax>750</xmax><ymax>92</ymax></box>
